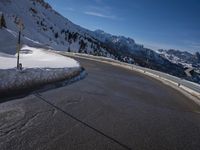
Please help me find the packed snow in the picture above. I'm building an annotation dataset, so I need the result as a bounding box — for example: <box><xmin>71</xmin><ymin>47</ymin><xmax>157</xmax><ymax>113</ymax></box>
<box><xmin>0</xmin><ymin>45</ymin><xmax>82</xmax><ymax>95</ymax></box>
<box><xmin>0</xmin><ymin>45</ymin><xmax>79</xmax><ymax>69</ymax></box>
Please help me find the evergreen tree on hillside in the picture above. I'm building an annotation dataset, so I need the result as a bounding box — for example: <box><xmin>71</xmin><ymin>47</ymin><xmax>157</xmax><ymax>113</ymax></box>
<box><xmin>68</xmin><ymin>47</ymin><xmax>71</xmax><ymax>52</ymax></box>
<box><xmin>195</xmin><ymin>52</ymin><xmax>200</xmax><ymax>63</ymax></box>
<box><xmin>54</xmin><ymin>32</ymin><xmax>59</xmax><ymax>38</ymax></box>
<box><xmin>0</xmin><ymin>13</ymin><xmax>6</xmax><ymax>28</ymax></box>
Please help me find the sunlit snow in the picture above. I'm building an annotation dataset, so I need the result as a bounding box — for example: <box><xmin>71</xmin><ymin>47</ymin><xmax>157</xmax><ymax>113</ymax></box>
<box><xmin>0</xmin><ymin>45</ymin><xmax>80</xmax><ymax>69</ymax></box>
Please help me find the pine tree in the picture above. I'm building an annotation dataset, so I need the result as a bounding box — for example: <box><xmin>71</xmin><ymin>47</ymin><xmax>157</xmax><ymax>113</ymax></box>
<box><xmin>0</xmin><ymin>13</ymin><xmax>6</xmax><ymax>28</ymax></box>
<box><xmin>68</xmin><ymin>47</ymin><xmax>71</xmax><ymax>52</ymax></box>
<box><xmin>195</xmin><ymin>52</ymin><xmax>200</xmax><ymax>63</ymax></box>
<box><xmin>54</xmin><ymin>32</ymin><xmax>59</xmax><ymax>38</ymax></box>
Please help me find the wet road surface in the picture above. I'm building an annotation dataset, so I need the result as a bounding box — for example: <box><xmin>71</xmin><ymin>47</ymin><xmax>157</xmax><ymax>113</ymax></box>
<box><xmin>0</xmin><ymin>57</ymin><xmax>200</xmax><ymax>150</ymax></box>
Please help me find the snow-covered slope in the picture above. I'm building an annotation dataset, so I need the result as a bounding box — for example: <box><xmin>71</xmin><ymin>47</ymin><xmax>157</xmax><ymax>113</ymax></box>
<box><xmin>0</xmin><ymin>0</ymin><xmax>112</xmax><ymax>57</ymax></box>
<box><xmin>158</xmin><ymin>49</ymin><xmax>200</xmax><ymax>67</ymax></box>
<box><xmin>158</xmin><ymin>49</ymin><xmax>200</xmax><ymax>73</ymax></box>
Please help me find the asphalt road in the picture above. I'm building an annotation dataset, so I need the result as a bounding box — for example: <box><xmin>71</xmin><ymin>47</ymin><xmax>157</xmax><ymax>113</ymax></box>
<box><xmin>0</xmin><ymin>57</ymin><xmax>200</xmax><ymax>150</ymax></box>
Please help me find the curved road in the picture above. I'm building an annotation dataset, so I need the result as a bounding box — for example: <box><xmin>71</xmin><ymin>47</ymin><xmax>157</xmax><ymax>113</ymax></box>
<box><xmin>0</xmin><ymin>57</ymin><xmax>200</xmax><ymax>150</ymax></box>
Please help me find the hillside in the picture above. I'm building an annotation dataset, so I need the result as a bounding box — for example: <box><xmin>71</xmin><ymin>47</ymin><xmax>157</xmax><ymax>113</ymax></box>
<box><xmin>0</xmin><ymin>0</ymin><xmax>112</xmax><ymax>57</ymax></box>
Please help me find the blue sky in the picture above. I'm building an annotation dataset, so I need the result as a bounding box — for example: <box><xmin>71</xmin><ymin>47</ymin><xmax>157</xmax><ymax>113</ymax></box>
<box><xmin>45</xmin><ymin>0</ymin><xmax>200</xmax><ymax>52</ymax></box>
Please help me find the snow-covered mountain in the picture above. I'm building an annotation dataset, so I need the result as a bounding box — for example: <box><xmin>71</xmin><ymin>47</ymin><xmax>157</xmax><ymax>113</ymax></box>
<box><xmin>158</xmin><ymin>49</ymin><xmax>200</xmax><ymax>83</ymax></box>
<box><xmin>0</xmin><ymin>0</ymin><xmax>199</xmax><ymax>83</ymax></box>
<box><xmin>0</xmin><ymin>0</ymin><xmax>112</xmax><ymax>57</ymax></box>
<box><xmin>94</xmin><ymin>30</ymin><xmax>144</xmax><ymax>52</ymax></box>
<box><xmin>93</xmin><ymin>30</ymin><xmax>191</xmax><ymax>78</ymax></box>
<box><xmin>158</xmin><ymin>49</ymin><xmax>200</xmax><ymax>72</ymax></box>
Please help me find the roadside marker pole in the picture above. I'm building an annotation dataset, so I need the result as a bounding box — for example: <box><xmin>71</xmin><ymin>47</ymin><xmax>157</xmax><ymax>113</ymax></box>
<box><xmin>16</xmin><ymin>19</ymin><xmax>23</xmax><ymax>69</ymax></box>
<box><xmin>17</xmin><ymin>30</ymin><xmax>21</xmax><ymax>69</ymax></box>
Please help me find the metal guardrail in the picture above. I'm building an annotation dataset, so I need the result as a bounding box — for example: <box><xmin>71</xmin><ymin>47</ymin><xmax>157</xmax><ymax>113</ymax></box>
<box><xmin>56</xmin><ymin>51</ymin><xmax>200</xmax><ymax>102</ymax></box>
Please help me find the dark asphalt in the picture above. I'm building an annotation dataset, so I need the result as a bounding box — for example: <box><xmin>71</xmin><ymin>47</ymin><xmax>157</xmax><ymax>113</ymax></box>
<box><xmin>0</xmin><ymin>57</ymin><xmax>200</xmax><ymax>150</ymax></box>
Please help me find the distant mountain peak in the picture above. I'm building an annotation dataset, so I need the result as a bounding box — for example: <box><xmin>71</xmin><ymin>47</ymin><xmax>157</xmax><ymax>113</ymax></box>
<box><xmin>31</xmin><ymin>0</ymin><xmax>52</xmax><ymax>9</ymax></box>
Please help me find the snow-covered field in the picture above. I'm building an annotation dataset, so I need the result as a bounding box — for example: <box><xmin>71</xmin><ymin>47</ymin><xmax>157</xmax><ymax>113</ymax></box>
<box><xmin>0</xmin><ymin>45</ymin><xmax>82</xmax><ymax>96</ymax></box>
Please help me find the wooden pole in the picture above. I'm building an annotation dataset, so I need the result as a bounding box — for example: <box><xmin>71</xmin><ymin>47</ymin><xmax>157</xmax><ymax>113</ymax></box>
<box><xmin>0</xmin><ymin>14</ymin><xmax>2</xmax><ymax>29</ymax></box>
<box><xmin>16</xmin><ymin>19</ymin><xmax>23</xmax><ymax>69</ymax></box>
<box><xmin>17</xmin><ymin>30</ymin><xmax>21</xmax><ymax>69</ymax></box>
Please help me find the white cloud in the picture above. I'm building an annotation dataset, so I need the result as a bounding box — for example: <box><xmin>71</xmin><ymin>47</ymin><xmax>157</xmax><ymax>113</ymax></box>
<box><xmin>84</xmin><ymin>11</ymin><xmax>116</xmax><ymax>19</ymax></box>
<box><xmin>66</xmin><ymin>7</ymin><xmax>75</xmax><ymax>11</ymax></box>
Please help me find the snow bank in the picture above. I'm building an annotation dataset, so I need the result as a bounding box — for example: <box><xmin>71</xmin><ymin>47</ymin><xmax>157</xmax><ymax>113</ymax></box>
<box><xmin>0</xmin><ymin>45</ymin><xmax>83</xmax><ymax>97</ymax></box>
<box><xmin>0</xmin><ymin>67</ymin><xmax>83</xmax><ymax>96</ymax></box>
<box><xmin>0</xmin><ymin>45</ymin><xmax>79</xmax><ymax>69</ymax></box>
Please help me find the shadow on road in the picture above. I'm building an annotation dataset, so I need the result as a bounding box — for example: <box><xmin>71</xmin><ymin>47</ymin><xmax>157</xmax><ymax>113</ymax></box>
<box><xmin>0</xmin><ymin>68</ymin><xmax>87</xmax><ymax>103</ymax></box>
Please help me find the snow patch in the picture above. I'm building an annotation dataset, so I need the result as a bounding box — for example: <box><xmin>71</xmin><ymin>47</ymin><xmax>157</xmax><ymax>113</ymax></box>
<box><xmin>0</xmin><ymin>45</ymin><xmax>80</xmax><ymax>69</ymax></box>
